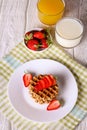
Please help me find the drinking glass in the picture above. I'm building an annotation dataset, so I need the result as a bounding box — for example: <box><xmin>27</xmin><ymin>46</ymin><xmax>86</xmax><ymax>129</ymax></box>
<box><xmin>37</xmin><ymin>0</ymin><xmax>65</xmax><ymax>25</ymax></box>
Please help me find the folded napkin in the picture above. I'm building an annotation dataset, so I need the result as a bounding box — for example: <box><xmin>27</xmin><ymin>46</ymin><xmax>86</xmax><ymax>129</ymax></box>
<box><xmin>0</xmin><ymin>42</ymin><xmax>87</xmax><ymax>130</ymax></box>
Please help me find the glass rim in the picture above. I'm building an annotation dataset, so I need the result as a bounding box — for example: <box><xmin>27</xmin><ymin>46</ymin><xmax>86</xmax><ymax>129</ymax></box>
<box><xmin>37</xmin><ymin>0</ymin><xmax>65</xmax><ymax>16</ymax></box>
<box><xmin>55</xmin><ymin>17</ymin><xmax>84</xmax><ymax>40</ymax></box>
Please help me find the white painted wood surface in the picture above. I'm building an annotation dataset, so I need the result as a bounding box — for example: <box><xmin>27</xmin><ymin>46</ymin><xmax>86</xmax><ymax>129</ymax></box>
<box><xmin>0</xmin><ymin>0</ymin><xmax>87</xmax><ymax>129</ymax></box>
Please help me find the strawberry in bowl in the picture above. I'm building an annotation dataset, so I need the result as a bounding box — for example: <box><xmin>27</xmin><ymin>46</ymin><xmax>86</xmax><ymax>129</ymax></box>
<box><xmin>24</xmin><ymin>28</ymin><xmax>53</xmax><ymax>52</ymax></box>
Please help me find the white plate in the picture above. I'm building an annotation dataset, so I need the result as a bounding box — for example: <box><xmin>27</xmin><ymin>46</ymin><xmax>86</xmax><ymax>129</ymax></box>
<box><xmin>8</xmin><ymin>59</ymin><xmax>78</xmax><ymax>122</ymax></box>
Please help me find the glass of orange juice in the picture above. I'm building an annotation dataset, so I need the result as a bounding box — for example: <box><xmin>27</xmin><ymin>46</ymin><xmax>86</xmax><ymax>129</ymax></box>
<box><xmin>37</xmin><ymin>0</ymin><xmax>65</xmax><ymax>25</ymax></box>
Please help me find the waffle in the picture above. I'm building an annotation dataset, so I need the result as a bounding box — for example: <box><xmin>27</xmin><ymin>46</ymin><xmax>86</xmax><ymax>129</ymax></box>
<box><xmin>28</xmin><ymin>75</ymin><xmax>59</xmax><ymax>104</ymax></box>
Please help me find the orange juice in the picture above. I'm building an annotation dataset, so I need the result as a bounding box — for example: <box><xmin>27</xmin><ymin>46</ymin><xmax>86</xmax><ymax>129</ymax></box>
<box><xmin>37</xmin><ymin>0</ymin><xmax>65</xmax><ymax>25</ymax></box>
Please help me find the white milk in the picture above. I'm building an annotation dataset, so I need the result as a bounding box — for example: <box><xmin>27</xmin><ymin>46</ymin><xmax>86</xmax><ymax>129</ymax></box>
<box><xmin>55</xmin><ymin>18</ymin><xmax>84</xmax><ymax>48</ymax></box>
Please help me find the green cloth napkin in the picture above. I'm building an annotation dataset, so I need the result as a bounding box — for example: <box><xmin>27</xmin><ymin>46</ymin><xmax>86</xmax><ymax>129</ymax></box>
<box><xmin>0</xmin><ymin>41</ymin><xmax>87</xmax><ymax>130</ymax></box>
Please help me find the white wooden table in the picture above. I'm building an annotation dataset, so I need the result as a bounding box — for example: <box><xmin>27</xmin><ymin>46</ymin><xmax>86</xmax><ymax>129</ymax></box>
<box><xmin>0</xmin><ymin>0</ymin><xmax>87</xmax><ymax>129</ymax></box>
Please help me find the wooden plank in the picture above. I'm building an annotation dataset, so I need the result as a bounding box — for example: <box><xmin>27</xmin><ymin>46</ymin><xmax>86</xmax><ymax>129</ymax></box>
<box><xmin>74</xmin><ymin>0</ymin><xmax>87</xmax><ymax>66</ymax></box>
<box><xmin>0</xmin><ymin>0</ymin><xmax>28</xmax><ymax>58</ymax></box>
<box><xmin>74</xmin><ymin>0</ymin><xmax>87</xmax><ymax>129</ymax></box>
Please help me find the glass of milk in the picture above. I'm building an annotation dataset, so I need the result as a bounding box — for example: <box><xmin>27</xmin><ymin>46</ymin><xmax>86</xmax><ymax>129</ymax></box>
<box><xmin>55</xmin><ymin>17</ymin><xmax>84</xmax><ymax>48</ymax></box>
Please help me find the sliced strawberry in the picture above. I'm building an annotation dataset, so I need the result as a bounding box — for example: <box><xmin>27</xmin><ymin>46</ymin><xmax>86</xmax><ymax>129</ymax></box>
<box><xmin>47</xmin><ymin>100</ymin><xmax>61</xmax><ymax>111</ymax></box>
<box><xmin>34</xmin><ymin>82</ymin><xmax>42</xmax><ymax>92</ymax></box>
<box><xmin>45</xmin><ymin>75</ymin><xmax>52</xmax><ymax>87</ymax></box>
<box><xmin>27</xmin><ymin>39</ymin><xmax>39</xmax><ymax>51</ymax></box>
<box><xmin>33</xmin><ymin>31</ymin><xmax>45</xmax><ymax>39</ymax></box>
<box><xmin>39</xmin><ymin>79</ymin><xmax>46</xmax><ymax>89</ymax></box>
<box><xmin>42</xmin><ymin>77</ymin><xmax>49</xmax><ymax>88</ymax></box>
<box><xmin>23</xmin><ymin>73</ymin><xmax>32</xmax><ymax>87</ymax></box>
<box><xmin>41</xmin><ymin>38</ymin><xmax>48</xmax><ymax>49</ymax></box>
<box><xmin>34</xmin><ymin>79</ymin><xmax>46</xmax><ymax>92</ymax></box>
<box><xmin>34</xmin><ymin>75</ymin><xmax>57</xmax><ymax>91</ymax></box>
<box><xmin>49</xmin><ymin>75</ymin><xmax>56</xmax><ymax>85</ymax></box>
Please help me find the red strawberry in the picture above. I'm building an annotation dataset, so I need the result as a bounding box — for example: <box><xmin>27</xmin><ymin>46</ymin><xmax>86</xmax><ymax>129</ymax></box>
<box><xmin>45</xmin><ymin>75</ymin><xmax>52</xmax><ymax>87</ymax></box>
<box><xmin>23</xmin><ymin>73</ymin><xmax>32</xmax><ymax>87</ymax></box>
<box><xmin>42</xmin><ymin>77</ymin><xmax>49</xmax><ymax>88</ymax></box>
<box><xmin>41</xmin><ymin>29</ymin><xmax>48</xmax><ymax>35</ymax></box>
<box><xmin>49</xmin><ymin>75</ymin><xmax>56</xmax><ymax>85</ymax></box>
<box><xmin>34</xmin><ymin>82</ymin><xmax>42</xmax><ymax>92</ymax></box>
<box><xmin>34</xmin><ymin>79</ymin><xmax>45</xmax><ymax>92</ymax></box>
<box><xmin>41</xmin><ymin>39</ymin><xmax>48</xmax><ymax>49</ymax></box>
<box><xmin>47</xmin><ymin>100</ymin><xmax>61</xmax><ymax>111</ymax></box>
<box><xmin>39</xmin><ymin>79</ymin><xmax>46</xmax><ymax>89</ymax></box>
<box><xmin>24</xmin><ymin>31</ymin><xmax>33</xmax><ymax>44</ymax></box>
<box><xmin>27</xmin><ymin>39</ymin><xmax>39</xmax><ymax>51</ymax></box>
<box><xmin>33</xmin><ymin>31</ymin><xmax>45</xmax><ymax>39</ymax></box>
